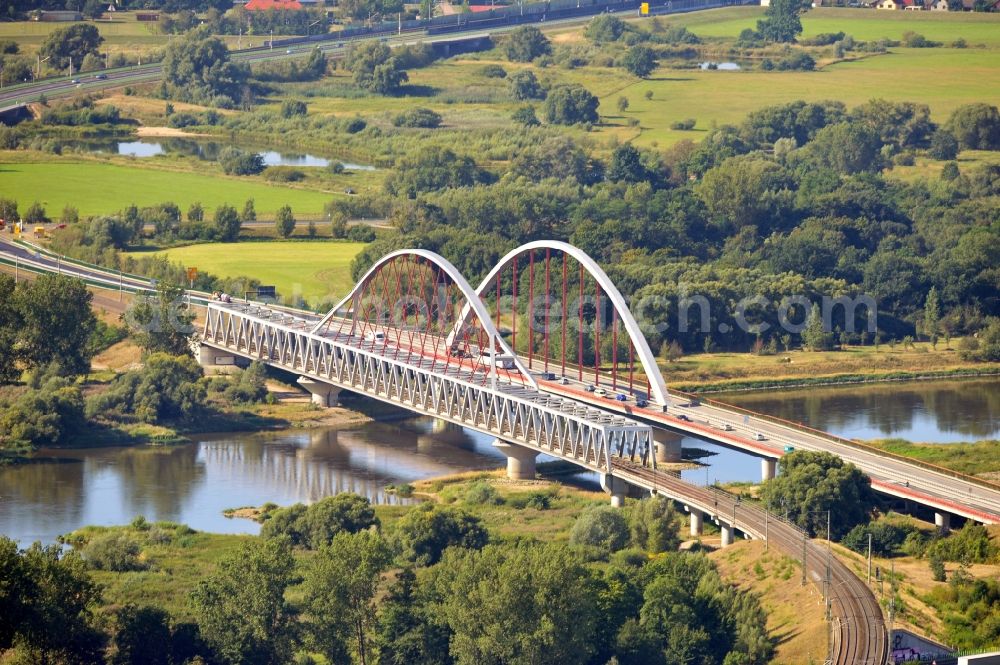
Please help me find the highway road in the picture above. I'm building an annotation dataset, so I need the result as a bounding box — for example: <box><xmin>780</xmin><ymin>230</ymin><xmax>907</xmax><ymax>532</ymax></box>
<box><xmin>0</xmin><ymin>3</ymin><xmax>652</xmax><ymax>112</ymax></box>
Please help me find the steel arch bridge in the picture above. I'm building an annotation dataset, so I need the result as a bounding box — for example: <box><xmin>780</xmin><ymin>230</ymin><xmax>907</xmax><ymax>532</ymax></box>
<box><xmin>200</xmin><ymin>244</ymin><xmax>660</xmax><ymax>474</ymax></box>
<box><xmin>196</xmin><ymin>240</ymin><xmax>889</xmax><ymax>665</ymax></box>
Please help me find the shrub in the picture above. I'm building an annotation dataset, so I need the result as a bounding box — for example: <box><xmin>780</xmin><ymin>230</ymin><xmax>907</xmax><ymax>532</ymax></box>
<box><xmin>346</xmin><ymin>225</ymin><xmax>376</xmax><ymax>242</ymax></box>
<box><xmin>280</xmin><ymin>99</ymin><xmax>307</xmax><ymax>118</ymax></box>
<box><xmin>511</xmin><ymin>105</ymin><xmax>540</xmax><ymax>126</ymax></box>
<box><xmin>167</xmin><ymin>112</ymin><xmax>200</xmax><ymax>128</ymax></box>
<box><xmin>841</xmin><ymin>520</ymin><xmax>913</xmax><ymax>557</ymax></box>
<box><xmin>263</xmin><ymin>167</ymin><xmax>306</xmax><ymax>182</ymax></box>
<box><xmin>82</xmin><ymin>532</ymin><xmax>145</xmax><ymax>572</ymax></box>
<box><xmin>670</xmin><ymin>118</ymin><xmax>697</xmax><ymax>130</ymax></box>
<box><xmin>544</xmin><ymin>84</ymin><xmax>599</xmax><ymax>125</ymax></box>
<box><xmin>219</xmin><ymin>147</ymin><xmax>265</xmax><ymax>176</ymax></box>
<box><xmin>392</xmin><ymin>107</ymin><xmax>442</xmax><ymax>128</ymax></box>
<box><xmin>927</xmin><ymin>523</ymin><xmax>997</xmax><ymax>563</ymax></box>
<box><xmin>479</xmin><ymin>63</ymin><xmax>507</xmax><ymax>78</ymax></box>
<box><xmin>464</xmin><ymin>480</ymin><xmax>503</xmax><ymax>506</ymax></box>
<box><xmin>569</xmin><ymin>505</ymin><xmax>630</xmax><ymax>555</ymax></box>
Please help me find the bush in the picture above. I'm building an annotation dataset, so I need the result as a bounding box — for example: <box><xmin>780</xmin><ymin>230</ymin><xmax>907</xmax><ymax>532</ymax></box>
<box><xmin>503</xmin><ymin>26</ymin><xmax>551</xmax><ymax>62</ymax></box>
<box><xmin>263</xmin><ymin>167</ymin><xmax>306</xmax><ymax>182</ymax></box>
<box><xmin>479</xmin><ymin>64</ymin><xmax>507</xmax><ymax>78</ymax></box>
<box><xmin>776</xmin><ymin>52</ymin><xmax>815</xmax><ymax>71</ymax></box>
<box><xmin>167</xmin><ymin>112</ymin><xmax>200</xmax><ymax>128</ymax></box>
<box><xmin>926</xmin><ymin>523</ymin><xmax>997</xmax><ymax>563</ymax></box>
<box><xmin>511</xmin><ymin>105</ymin><xmax>539</xmax><ymax>126</ymax></box>
<box><xmin>280</xmin><ymin>99</ymin><xmax>307</xmax><ymax>118</ymax></box>
<box><xmin>841</xmin><ymin>520</ymin><xmax>913</xmax><ymax>557</ymax></box>
<box><xmin>346</xmin><ymin>225</ymin><xmax>376</xmax><ymax>242</ymax></box>
<box><xmin>219</xmin><ymin>147</ymin><xmax>265</xmax><ymax>176</ymax></box>
<box><xmin>929</xmin><ymin>129</ymin><xmax>960</xmax><ymax>160</ymax></box>
<box><xmin>801</xmin><ymin>31</ymin><xmax>846</xmax><ymax>46</ymax></box>
<box><xmin>930</xmin><ymin>556</ymin><xmax>946</xmax><ymax>582</ymax></box>
<box><xmin>82</xmin><ymin>532</ymin><xmax>146</xmax><ymax>572</ymax></box>
<box><xmin>464</xmin><ymin>480</ymin><xmax>503</xmax><ymax>506</ymax></box>
<box><xmin>392</xmin><ymin>107</ymin><xmax>442</xmax><ymax>129</ymax></box>
<box><xmin>569</xmin><ymin>504</ymin><xmax>630</xmax><ymax>555</ymax></box>
<box><xmin>670</xmin><ymin>118</ymin><xmax>697</xmax><ymax>130</ymax></box>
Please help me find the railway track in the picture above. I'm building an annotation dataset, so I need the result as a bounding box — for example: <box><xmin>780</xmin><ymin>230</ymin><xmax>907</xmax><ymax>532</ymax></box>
<box><xmin>613</xmin><ymin>461</ymin><xmax>889</xmax><ymax>665</ymax></box>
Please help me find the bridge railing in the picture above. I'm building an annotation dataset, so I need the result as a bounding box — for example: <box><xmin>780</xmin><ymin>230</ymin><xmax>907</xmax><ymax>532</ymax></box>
<box><xmin>669</xmin><ymin>387</ymin><xmax>1000</xmax><ymax>496</ymax></box>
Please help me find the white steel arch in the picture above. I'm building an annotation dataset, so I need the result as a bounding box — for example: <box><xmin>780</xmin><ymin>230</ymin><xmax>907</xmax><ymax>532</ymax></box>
<box><xmin>311</xmin><ymin>248</ymin><xmax>537</xmax><ymax>388</ymax></box>
<box><xmin>468</xmin><ymin>241</ymin><xmax>669</xmax><ymax>406</ymax></box>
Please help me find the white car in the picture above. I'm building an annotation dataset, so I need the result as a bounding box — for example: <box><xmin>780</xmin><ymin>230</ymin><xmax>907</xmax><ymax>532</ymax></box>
<box><xmin>753</xmin><ymin>432</ymin><xmax>767</xmax><ymax>441</ymax></box>
<box><xmin>594</xmin><ymin>387</ymin><xmax>608</xmax><ymax>397</ymax></box>
<box><xmin>364</xmin><ymin>331</ymin><xmax>386</xmax><ymax>343</ymax></box>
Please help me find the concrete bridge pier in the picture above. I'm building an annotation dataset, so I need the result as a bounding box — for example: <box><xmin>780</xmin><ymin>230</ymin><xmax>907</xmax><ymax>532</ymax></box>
<box><xmin>601</xmin><ymin>474</ymin><xmax>630</xmax><ymax>508</ymax></box>
<box><xmin>719</xmin><ymin>521</ymin><xmax>734</xmax><ymax>547</ymax></box>
<box><xmin>761</xmin><ymin>457</ymin><xmax>777</xmax><ymax>482</ymax></box>
<box><xmin>653</xmin><ymin>429</ymin><xmax>683</xmax><ymax>464</ymax></box>
<box><xmin>687</xmin><ymin>507</ymin><xmax>704</xmax><ymax>536</ymax></box>
<box><xmin>297</xmin><ymin>376</ymin><xmax>342</xmax><ymax>407</ymax></box>
<box><xmin>197</xmin><ymin>345</ymin><xmax>236</xmax><ymax>368</ymax></box>
<box><xmin>935</xmin><ymin>511</ymin><xmax>951</xmax><ymax>533</ymax></box>
<box><xmin>492</xmin><ymin>440</ymin><xmax>537</xmax><ymax>480</ymax></box>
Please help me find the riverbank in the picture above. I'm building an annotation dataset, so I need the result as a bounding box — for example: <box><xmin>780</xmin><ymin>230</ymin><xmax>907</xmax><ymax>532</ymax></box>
<box><xmin>866</xmin><ymin>438</ymin><xmax>1000</xmax><ymax>480</ymax></box>
<box><xmin>664</xmin><ymin>340</ymin><xmax>999</xmax><ymax>393</ymax></box>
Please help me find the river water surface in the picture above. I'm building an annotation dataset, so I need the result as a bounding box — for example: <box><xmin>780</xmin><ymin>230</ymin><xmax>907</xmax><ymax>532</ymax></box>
<box><xmin>2</xmin><ymin>378</ymin><xmax>997</xmax><ymax>545</ymax></box>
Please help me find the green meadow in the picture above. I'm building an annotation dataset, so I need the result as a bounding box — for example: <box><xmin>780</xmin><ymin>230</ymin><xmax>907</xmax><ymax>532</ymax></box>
<box><xmin>0</xmin><ymin>159</ymin><xmax>334</xmax><ymax>217</ymax></box>
<box><xmin>136</xmin><ymin>240</ymin><xmax>368</xmax><ymax>304</ymax></box>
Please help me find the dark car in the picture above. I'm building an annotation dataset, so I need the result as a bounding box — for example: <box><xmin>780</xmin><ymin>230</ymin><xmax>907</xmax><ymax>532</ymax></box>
<box><xmin>540</xmin><ymin>372</ymin><xmax>556</xmax><ymax>381</ymax></box>
<box><xmin>677</xmin><ymin>414</ymin><xmax>692</xmax><ymax>422</ymax></box>
<box><xmin>635</xmin><ymin>398</ymin><xmax>648</xmax><ymax>408</ymax></box>
<box><xmin>95</xmin><ymin>73</ymin><xmax>107</xmax><ymax>80</ymax></box>
<box><xmin>70</xmin><ymin>78</ymin><xmax>80</xmax><ymax>84</ymax></box>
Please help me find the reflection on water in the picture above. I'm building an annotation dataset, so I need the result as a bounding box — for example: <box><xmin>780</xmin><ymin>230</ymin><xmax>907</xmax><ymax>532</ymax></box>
<box><xmin>0</xmin><ymin>419</ymin><xmax>506</xmax><ymax>545</ymax></box>
<box><xmin>5</xmin><ymin>379</ymin><xmax>993</xmax><ymax>544</ymax></box>
<box><xmin>720</xmin><ymin>378</ymin><xmax>1000</xmax><ymax>443</ymax></box>
<box><xmin>66</xmin><ymin>138</ymin><xmax>375</xmax><ymax>170</ymax></box>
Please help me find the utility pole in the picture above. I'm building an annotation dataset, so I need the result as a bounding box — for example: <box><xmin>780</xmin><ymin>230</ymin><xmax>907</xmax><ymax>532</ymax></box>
<box><xmin>826</xmin><ymin>510</ymin><xmax>832</xmax><ymax>621</ymax></box>
<box><xmin>801</xmin><ymin>530</ymin><xmax>807</xmax><ymax>587</ymax></box>
<box><xmin>867</xmin><ymin>532</ymin><xmax>873</xmax><ymax>585</ymax></box>
<box><xmin>764</xmin><ymin>509</ymin><xmax>769</xmax><ymax>551</ymax></box>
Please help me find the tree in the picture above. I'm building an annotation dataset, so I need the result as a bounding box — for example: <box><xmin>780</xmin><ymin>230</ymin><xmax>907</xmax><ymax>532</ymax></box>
<box><xmin>607</xmin><ymin>144</ymin><xmax>650</xmax><ymax>183</ymax></box>
<box><xmin>0</xmin><ymin>539</ymin><xmax>104</xmax><ymax>663</ymax></box>
<box><xmin>347</xmin><ymin>41</ymin><xmax>408</xmax><ymax>95</ymax></box>
<box><xmin>261</xmin><ymin>493</ymin><xmax>379</xmax><ymax>549</ymax></box>
<box><xmin>569</xmin><ymin>504</ymin><xmax>630</xmax><ymax>555</ymax></box>
<box><xmin>508</xmin><ymin>69</ymin><xmax>544</xmax><ymax>101</ymax></box>
<box><xmin>543</xmin><ymin>84</ymin><xmax>600</xmax><ymax>125</ymax></box>
<box><xmin>0</xmin><ymin>274</ymin><xmax>19</xmax><ymax>384</ymax></box>
<box><xmin>0</xmin><ymin>197</ymin><xmax>17</xmax><ymax>222</ymax></box>
<box><xmin>946</xmin><ymin>103</ymin><xmax>1000</xmax><ymax>150</ymax></box>
<box><xmin>393</xmin><ymin>503</ymin><xmax>488</xmax><ymax>566</ymax></box>
<box><xmin>0</xmin><ymin>369</ymin><xmax>85</xmax><ymax>448</ymax></box>
<box><xmin>14</xmin><ymin>274</ymin><xmax>96</xmax><ymax>376</ymax></box>
<box><xmin>161</xmin><ymin>27</ymin><xmax>247</xmax><ymax>106</ymax></box>
<box><xmin>617</xmin><ymin>96</ymin><xmax>630</xmax><ymax>112</ymax></box>
<box><xmin>627</xmin><ymin>496</ymin><xmax>681</xmax><ymax>553</ymax></box>
<box><xmin>241</xmin><ymin>198</ymin><xmax>257</xmax><ymax>224</ymax></box>
<box><xmin>24</xmin><ymin>201</ymin><xmax>47</xmax><ymax>223</ymax></box>
<box><xmin>39</xmin><ymin>23</ymin><xmax>103</xmax><ymax>70</ymax></box>
<box><xmin>805</xmin><ymin>122</ymin><xmax>883</xmax><ymax>173</ymax></box>
<box><xmin>191</xmin><ymin>538</ymin><xmax>296</xmax><ymax>665</ymax></box>
<box><xmin>275</xmin><ymin>205</ymin><xmax>295</xmax><ymax>238</ymax></box>
<box><xmin>503</xmin><ymin>26</ymin><xmax>551</xmax><ymax>62</ymax></box>
<box><xmin>585</xmin><ymin>14</ymin><xmax>628</xmax><ymax>43</ymax></box>
<box><xmin>621</xmin><ymin>45</ymin><xmax>658</xmax><ymax>78</ymax></box>
<box><xmin>384</xmin><ymin>146</ymin><xmax>488</xmax><ymax>199</ymax></box>
<box><xmin>124</xmin><ymin>281</ymin><xmax>195</xmax><ymax>356</ymax></box>
<box><xmin>86</xmin><ymin>353</ymin><xmax>206</xmax><ymax>424</ymax></box>
<box><xmin>375</xmin><ymin>567</ymin><xmax>450</xmax><ymax>665</ymax></box>
<box><xmin>303</xmin><ymin>530</ymin><xmax>392</xmax><ymax>665</ymax></box>
<box><xmin>928</xmin><ymin>128</ymin><xmax>960</xmax><ymax>160</ymax></box>
<box><xmin>801</xmin><ymin>303</ymin><xmax>834</xmax><ymax>351</ymax></box>
<box><xmin>756</xmin><ymin>0</ymin><xmax>805</xmax><ymax>43</ymax></box>
<box><xmin>187</xmin><ymin>201</ymin><xmax>204</xmax><ymax>222</ymax></box>
<box><xmin>338</xmin><ymin>0</ymin><xmax>403</xmax><ymax>20</ymax></box>
<box><xmin>695</xmin><ymin>155</ymin><xmax>793</xmax><ymax>233</ymax></box>
<box><xmin>924</xmin><ymin>286</ymin><xmax>940</xmax><ymax>345</ymax></box>
<box><xmin>511</xmin><ymin>104</ymin><xmax>540</xmax><ymax>126</ymax></box>
<box><xmin>219</xmin><ymin>147</ymin><xmax>265</xmax><ymax>176</ymax></box>
<box><xmin>214</xmin><ymin>203</ymin><xmax>242</xmax><ymax>242</ymax></box>
<box><xmin>434</xmin><ymin>542</ymin><xmax>599</xmax><ymax>665</ymax></box>
<box><xmin>760</xmin><ymin>450</ymin><xmax>875</xmax><ymax>538</ymax></box>
<box><xmin>107</xmin><ymin>605</ymin><xmax>174</xmax><ymax>665</ymax></box>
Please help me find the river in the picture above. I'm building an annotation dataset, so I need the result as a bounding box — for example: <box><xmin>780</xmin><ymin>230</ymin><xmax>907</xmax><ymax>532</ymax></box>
<box><xmin>2</xmin><ymin>378</ymin><xmax>997</xmax><ymax>545</ymax></box>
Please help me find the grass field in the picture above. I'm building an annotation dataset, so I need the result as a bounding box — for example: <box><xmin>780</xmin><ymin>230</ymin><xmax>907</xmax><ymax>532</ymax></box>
<box><xmin>0</xmin><ymin>159</ymin><xmax>334</xmax><ymax>217</ymax></box>
<box><xmin>602</xmin><ymin>46</ymin><xmax>1000</xmax><ymax>146</ymax></box>
<box><xmin>664</xmin><ymin>6</ymin><xmax>1000</xmax><ymax>46</ymax></box>
<box><xmin>135</xmin><ymin>240</ymin><xmax>367</xmax><ymax>304</ymax></box>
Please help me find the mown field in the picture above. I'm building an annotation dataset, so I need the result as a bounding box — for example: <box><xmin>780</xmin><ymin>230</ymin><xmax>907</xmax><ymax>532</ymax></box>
<box><xmin>0</xmin><ymin>159</ymin><xmax>334</xmax><ymax>217</ymax></box>
<box><xmin>135</xmin><ymin>240</ymin><xmax>367</xmax><ymax>304</ymax></box>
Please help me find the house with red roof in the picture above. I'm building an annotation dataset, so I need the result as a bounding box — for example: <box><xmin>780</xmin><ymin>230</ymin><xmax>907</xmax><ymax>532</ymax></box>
<box><xmin>244</xmin><ymin>0</ymin><xmax>303</xmax><ymax>11</ymax></box>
